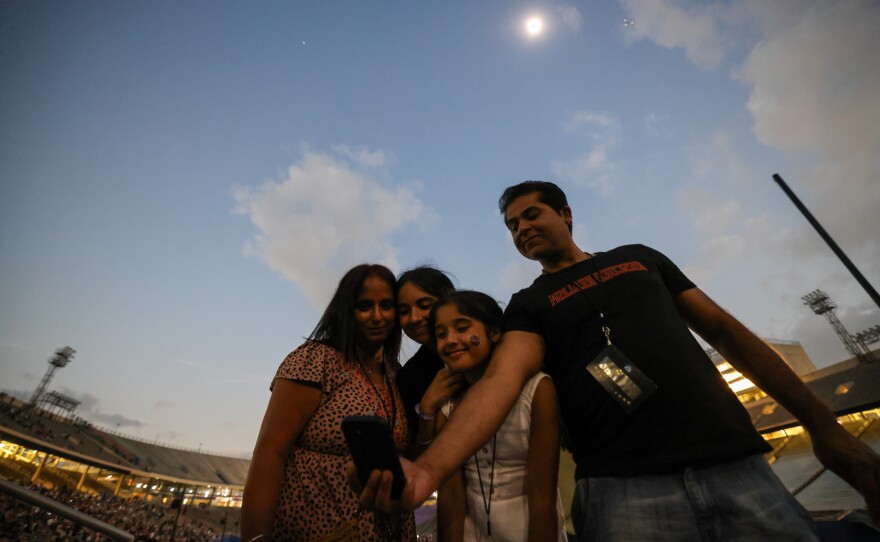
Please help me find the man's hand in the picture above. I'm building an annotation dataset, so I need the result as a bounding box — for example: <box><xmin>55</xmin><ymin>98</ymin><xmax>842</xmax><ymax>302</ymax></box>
<box><xmin>348</xmin><ymin>457</ymin><xmax>442</xmax><ymax>513</ymax></box>
<box><xmin>675</xmin><ymin>288</ymin><xmax>880</xmax><ymax>524</ymax></box>
<box><xmin>810</xmin><ymin>422</ymin><xmax>880</xmax><ymax>525</ymax></box>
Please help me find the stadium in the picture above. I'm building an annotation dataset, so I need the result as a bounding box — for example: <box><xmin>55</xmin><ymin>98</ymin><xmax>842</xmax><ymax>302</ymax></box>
<box><xmin>2</xmin><ymin>332</ymin><xmax>879</xmax><ymax>541</ymax></box>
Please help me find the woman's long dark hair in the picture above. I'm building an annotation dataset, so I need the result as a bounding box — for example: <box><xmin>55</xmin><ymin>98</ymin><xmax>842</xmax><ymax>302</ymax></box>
<box><xmin>309</xmin><ymin>264</ymin><xmax>401</xmax><ymax>364</ymax></box>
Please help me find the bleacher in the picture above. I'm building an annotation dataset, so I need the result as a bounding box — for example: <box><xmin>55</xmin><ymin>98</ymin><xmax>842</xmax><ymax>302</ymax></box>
<box><xmin>112</xmin><ymin>433</ymin><xmax>249</xmax><ymax>485</ymax></box>
<box><xmin>1</xmin><ymin>395</ymin><xmax>248</xmax><ymax>487</ymax></box>
<box><xmin>0</xmin><ymin>398</ymin><xmax>134</xmax><ymax>467</ymax></box>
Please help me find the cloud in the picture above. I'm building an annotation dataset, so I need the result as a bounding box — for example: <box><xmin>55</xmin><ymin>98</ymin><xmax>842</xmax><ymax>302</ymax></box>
<box><xmin>556</xmin><ymin>5</ymin><xmax>582</xmax><ymax>31</ymax></box>
<box><xmin>677</xmin><ymin>131</ymin><xmax>879</xmax><ymax>366</ymax></box>
<box><xmin>498</xmin><ymin>259</ymin><xmax>541</xmax><ymax>297</ymax></box>
<box><xmin>564</xmin><ymin>111</ymin><xmax>618</xmax><ymax>134</ymax></box>
<box><xmin>738</xmin><ymin>0</ymin><xmax>880</xmax><ymax>245</ymax></box>
<box><xmin>0</xmin><ymin>341</ymin><xmax>31</xmax><ymax>353</ymax></box>
<box><xmin>59</xmin><ymin>389</ymin><xmax>146</xmax><ymax>429</ymax></box>
<box><xmin>618</xmin><ymin>0</ymin><xmax>736</xmax><ymax>69</ymax></box>
<box><xmin>572</xmin><ymin>223</ymin><xmax>591</xmax><ymax>251</ymax></box>
<box><xmin>615</xmin><ymin>0</ymin><xmax>879</xmax><ymax>365</ymax></box>
<box><xmin>331</xmin><ymin>145</ymin><xmax>391</xmax><ymax>169</ymax></box>
<box><xmin>553</xmin><ymin>111</ymin><xmax>620</xmax><ymax>195</ymax></box>
<box><xmin>233</xmin><ymin>145</ymin><xmax>426</xmax><ymax>308</ymax></box>
<box><xmin>677</xmin><ymin>181</ymin><xmax>768</xmax><ymax>284</ymax></box>
<box><xmin>166</xmin><ymin>356</ymin><xmax>267</xmax><ymax>387</ymax></box>
<box><xmin>621</xmin><ymin>0</ymin><xmax>879</xmax><ymax>245</ymax></box>
<box><xmin>733</xmin><ymin>2</ymin><xmax>880</xmax><ymax>365</ymax></box>
<box><xmin>644</xmin><ymin>112</ymin><xmax>673</xmax><ymax>138</ymax></box>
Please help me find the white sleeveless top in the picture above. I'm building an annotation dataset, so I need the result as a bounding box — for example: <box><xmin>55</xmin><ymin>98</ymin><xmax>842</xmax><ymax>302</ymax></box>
<box><xmin>442</xmin><ymin>372</ymin><xmax>568</xmax><ymax>541</ymax></box>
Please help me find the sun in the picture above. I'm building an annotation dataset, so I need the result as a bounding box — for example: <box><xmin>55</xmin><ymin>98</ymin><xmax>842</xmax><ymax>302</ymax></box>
<box><xmin>525</xmin><ymin>17</ymin><xmax>543</xmax><ymax>37</ymax></box>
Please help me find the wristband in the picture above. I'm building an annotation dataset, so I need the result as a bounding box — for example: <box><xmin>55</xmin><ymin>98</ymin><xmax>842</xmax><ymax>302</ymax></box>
<box><xmin>415</xmin><ymin>403</ymin><xmax>435</xmax><ymax>421</ymax></box>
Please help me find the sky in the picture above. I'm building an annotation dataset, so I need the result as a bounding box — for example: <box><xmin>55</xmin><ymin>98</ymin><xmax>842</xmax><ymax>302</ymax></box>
<box><xmin>1</xmin><ymin>0</ymin><xmax>878</xmax><ymax>457</ymax></box>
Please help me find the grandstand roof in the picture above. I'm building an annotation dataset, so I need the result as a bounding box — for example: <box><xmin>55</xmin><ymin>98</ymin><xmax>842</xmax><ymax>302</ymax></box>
<box><xmin>747</xmin><ymin>357</ymin><xmax>880</xmax><ymax>432</ymax></box>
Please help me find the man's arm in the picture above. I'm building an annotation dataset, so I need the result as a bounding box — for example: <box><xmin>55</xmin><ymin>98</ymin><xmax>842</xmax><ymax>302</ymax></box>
<box><xmin>358</xmin><ymin>330</ymin><xmax>544</xmax><ymax>510</ymax></box>
<box><xmin>435</xmin><ymin>412</ymin><xmax>466</xmax><ymax>542</ymax></box>
<box><xmin>675</xmin><ymin>287</ymin><xmax>880</xmax><ymax>523</ymax></box>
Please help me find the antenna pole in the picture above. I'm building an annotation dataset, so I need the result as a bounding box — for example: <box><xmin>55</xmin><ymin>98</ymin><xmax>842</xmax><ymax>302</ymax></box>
<box><xmin>772</xmin><ymin>173</ymin><xmax>880</xmax><ymax>310</ymax></box>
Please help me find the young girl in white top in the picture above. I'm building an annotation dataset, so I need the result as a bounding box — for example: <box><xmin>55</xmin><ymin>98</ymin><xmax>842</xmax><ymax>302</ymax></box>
<box><xmin>429</xmin><ymin>290</ymin><xmax>568</xmax><ymax>542</ymax></box>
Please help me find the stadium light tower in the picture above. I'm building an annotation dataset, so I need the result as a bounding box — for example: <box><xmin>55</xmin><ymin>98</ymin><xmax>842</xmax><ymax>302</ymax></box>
<box><xmin>853</xmin><ymin>325</ymin><xmax>880</xmax><ymax>361</ymax></box>
<box><xmin>802</xmin><ymin>291</ymin><xmax>874</xmax><ymax>363</ymax></box>
<box><xmin>30</xmin><ymin>346</ymin><xmax>76</xmax><ymax>405</ymax></box>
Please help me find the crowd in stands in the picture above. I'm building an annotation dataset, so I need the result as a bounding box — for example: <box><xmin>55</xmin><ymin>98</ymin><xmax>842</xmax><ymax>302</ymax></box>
<box><xmin>1</xmin><ymin>394</ymin><xmax>244</xmax><ymax>540</ymax></box>
<box><xmin>0</xmin><ymin>397</ymin><xmax>60</xmax><ymax>442</ymax></box>
<box><xmin>0</xmin><ymin>483</ymin><xmax>221</xmax><ymax>541</ymax></box>
<box><xmin>89</xmin><ymin>427</ymin><xmax>145</xmax><ymax>469</ymax></box>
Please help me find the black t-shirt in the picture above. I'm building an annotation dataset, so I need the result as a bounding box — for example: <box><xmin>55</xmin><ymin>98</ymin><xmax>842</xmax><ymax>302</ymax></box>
<box><xmin>503</xmin><ymin>244</ymin><xmax>769</xmax><ymax>477</ymax></box>
<box><xmin>396</xmin><ymin>344</ymin><xmax>444</xmax><ymax>439</ymax></box>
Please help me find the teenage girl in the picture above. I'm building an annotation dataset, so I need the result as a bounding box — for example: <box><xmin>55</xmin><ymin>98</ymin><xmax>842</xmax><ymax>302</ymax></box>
<box><xmin>395</xmin><ymin>266</ymin><xmax>467</xmax><ymax>454</ymax></box>
<box><xmin>430</xmin><ymin>291</ymin><xmax>567</xmax><ymax>542</ymax></box>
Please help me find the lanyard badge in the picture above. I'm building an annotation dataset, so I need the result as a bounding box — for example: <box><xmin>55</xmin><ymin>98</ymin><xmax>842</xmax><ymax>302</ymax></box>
<box><xmin>578</xmin><ymin>254</ymin><xmax>657</xmax><ymax>413</ymax></box>
<box><xmin>585</xmin><ymin>325</ymin><xmax>656</xmax><ymax>413</ymax></box>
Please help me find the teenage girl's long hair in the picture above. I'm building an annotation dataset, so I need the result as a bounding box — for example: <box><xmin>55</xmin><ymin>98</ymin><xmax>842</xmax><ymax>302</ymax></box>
<box><xmin>397</xmin><ymin>265</ymin><xmax>455</xmax><ymax>298</ymax></box>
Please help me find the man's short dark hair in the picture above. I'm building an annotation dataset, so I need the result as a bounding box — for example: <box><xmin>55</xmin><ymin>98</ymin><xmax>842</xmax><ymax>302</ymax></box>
<box><xmin>498</xmin><ymin>180</ymin><xmax>572</xmax><ymax>233</ymax></box>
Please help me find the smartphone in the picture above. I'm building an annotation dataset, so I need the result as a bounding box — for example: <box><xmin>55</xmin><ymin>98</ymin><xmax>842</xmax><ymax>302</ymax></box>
<box><xmin>341</xmin><ymin>415</ymin><xmax>405</xmax><ymax>500</ymax></box>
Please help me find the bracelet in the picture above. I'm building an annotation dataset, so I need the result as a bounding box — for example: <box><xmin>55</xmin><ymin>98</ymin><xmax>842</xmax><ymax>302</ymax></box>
<box><xmin>415</xmin><ymin>403</ymin><xmax>435</xmax><ymax>421</ymax></box>
<box><xmin>416</xmin><ymin>435</ymin><xmax>434</xmax><ymax>446</ymax></box>
<box><xmin>248</xmin><ymin>534</ymin><xmax>272</xmax><ymax>542</ymax></box>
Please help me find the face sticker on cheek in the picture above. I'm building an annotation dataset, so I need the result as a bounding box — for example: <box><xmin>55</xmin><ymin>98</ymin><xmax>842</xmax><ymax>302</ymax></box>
<box><xmin>469</xmin><ymin>335</ymin><xmax>481</xmax><ymax>346</ymax></box>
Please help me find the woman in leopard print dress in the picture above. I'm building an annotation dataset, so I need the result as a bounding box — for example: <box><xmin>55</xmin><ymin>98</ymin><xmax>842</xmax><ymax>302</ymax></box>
<box><xmin>242</xmin><ymin>264</ymin><xmax>416</xmax><ymax>542</ymax></box>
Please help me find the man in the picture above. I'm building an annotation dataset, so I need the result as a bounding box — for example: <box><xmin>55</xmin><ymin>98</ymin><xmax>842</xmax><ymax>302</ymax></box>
<box><xmin>360</xmin><ymin>181</ymin><xmax>880</xmax><ymax>539</ymax></box>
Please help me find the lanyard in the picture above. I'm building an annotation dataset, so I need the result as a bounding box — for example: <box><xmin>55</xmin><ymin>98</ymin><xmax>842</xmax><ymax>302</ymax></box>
<box><xmin>579</xmin><ymin>252</ymin><xmax>614</xmax><ymax>346</ymax></box>
<box><xmin>357</xmin><ymin>358</ymin><xmax>398</xmax><ymax>433</ymax></box>
<box><xmin>473</xmin><ymin>434</ymin><xmax>497</xmax><ymax>537</ymax></box>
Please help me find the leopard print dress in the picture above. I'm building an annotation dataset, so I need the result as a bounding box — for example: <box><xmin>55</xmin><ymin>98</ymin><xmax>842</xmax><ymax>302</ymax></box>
<box><xmin>270</xmin><ymin>341</ymin><xmax>416</xmax><ymax>541</ymax></box>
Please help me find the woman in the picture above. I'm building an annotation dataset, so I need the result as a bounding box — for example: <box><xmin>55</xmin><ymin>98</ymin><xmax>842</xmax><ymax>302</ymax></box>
<box><xmin>395</xmin><ymin>266</ymin><xmax>466</xmax><ymax>451</ymax></box>
<box><xmin>242</xmin><ymin>264</ymin><xmax>416</xmax><ymax>542</ymax></box>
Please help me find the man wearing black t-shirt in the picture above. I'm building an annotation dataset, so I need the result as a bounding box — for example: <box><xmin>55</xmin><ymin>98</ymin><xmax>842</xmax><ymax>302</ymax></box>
<box><xmin>358</xmin><ymin>181</ymin><xmax>880</xmax><ymax>539</ymax></box>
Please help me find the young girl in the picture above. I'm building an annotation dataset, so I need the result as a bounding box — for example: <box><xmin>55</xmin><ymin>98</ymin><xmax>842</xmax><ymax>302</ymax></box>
<box><xmin>430</xmin><ymin>291</ymin><xmax>568</xmax><ymax>542</ymax></box>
